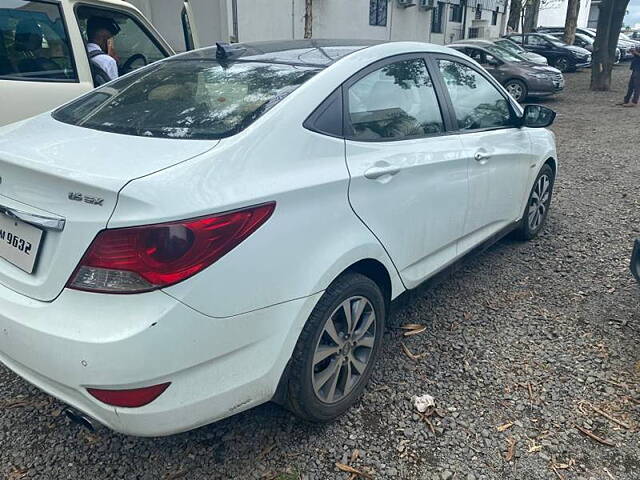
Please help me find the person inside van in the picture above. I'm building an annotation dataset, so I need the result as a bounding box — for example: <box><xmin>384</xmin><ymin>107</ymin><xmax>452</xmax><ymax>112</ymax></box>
<box><xmin>86</xmin><ymin>16</ymin><xmax>120</xmax><ymax>84</ymax></box>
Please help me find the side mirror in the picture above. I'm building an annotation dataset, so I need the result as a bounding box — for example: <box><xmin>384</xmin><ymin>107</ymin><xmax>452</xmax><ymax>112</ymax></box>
<box><xmin>520</xmin><ymin>104</ymin><xmax>556</xmax><ymax>128</ymax></box>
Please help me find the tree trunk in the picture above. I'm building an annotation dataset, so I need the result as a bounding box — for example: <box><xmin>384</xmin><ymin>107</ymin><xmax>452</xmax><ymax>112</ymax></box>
<box><xmin>304</xmin><ymin>0</ymin><xmax>312</xmax><ymax>39</ymax></box>
<box><xmin>508</xmin><ymin>0</ymin><xmax>522</xmax><ymax>31</ymax></box>
<box><xmin>591</xmin><ymin>0</ymin><xmax>629</xmax><ymax>91</ymax></box>
<box><xmin>523</xmin><ymin>0</ymin><xmax>541</xmax><ymax>33</ymax></box>
<box><xmin>563</xmin><ymin>0</ymin><xmax>580</xmax><ymax>44</ymax></box>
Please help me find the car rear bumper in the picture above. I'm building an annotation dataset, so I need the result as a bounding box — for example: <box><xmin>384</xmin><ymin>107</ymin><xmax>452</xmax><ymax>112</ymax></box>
<box><xmin>631</xmin><ymin>239</ymin><xmax>640</xmax><ymax>284</ymax></box>
<box><xmin>0</xmin><ymin>285</ymin><xmax>321</xmax><ymax>436</ymax></box>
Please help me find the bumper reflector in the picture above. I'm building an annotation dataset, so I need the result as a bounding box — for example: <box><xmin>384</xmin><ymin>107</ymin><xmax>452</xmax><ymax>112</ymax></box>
<box><xmin>87</xmin><ymin>382</ymin><xmax>171</xmax><ymax>408</ymax></box>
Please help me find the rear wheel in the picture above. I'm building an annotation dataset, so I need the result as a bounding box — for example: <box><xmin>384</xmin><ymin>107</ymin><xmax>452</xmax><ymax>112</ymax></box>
<box><xmin>504</xmin><ymin>79</ymin><xmax>528</xmax><ymax>102</ymax></box>
<box><xmin>513</xmin><ymin>164</ymin><xmax>555</xmax><ymax>241</ymax></box>
<box><xmin>284</xmin><ymin>272</ymin><xmax>386</xmax><ymax>422</ymax></box>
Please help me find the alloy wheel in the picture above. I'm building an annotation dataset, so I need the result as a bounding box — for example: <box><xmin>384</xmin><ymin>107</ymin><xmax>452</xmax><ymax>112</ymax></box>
<box><xmin>528</xmin><ymin>173</ymin><xmax>551</xmax><ymax>231</ymax></box>
<box><xmin>506</xmin><ymin>82</ymin><xmax>524</xmax><ymax>101</ymax></box>
<box><xmin>311</xmin><ymin>296</ymin><xmax>376</xmax><ymax>404</ymax></box>
<box><xmin>555</xmin><ymin>58</ymin><xmax>569</xmax><ymax>72</ymax></box>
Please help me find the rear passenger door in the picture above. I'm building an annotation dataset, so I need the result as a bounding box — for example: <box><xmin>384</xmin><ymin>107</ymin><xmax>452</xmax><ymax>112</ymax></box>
<box><xmin>432</xmin><ymin>56</ymin><xmax>533</xmax><ymax>254</ymax></box>
<box><xmin>344</xmin><ymin>55</ymin><xmax>468</xmax><ymax>289</ymax></box>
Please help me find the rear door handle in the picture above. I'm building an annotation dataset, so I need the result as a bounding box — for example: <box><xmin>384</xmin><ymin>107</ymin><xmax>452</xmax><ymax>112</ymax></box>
<box><xmin>364</xmin><ymin>163</ymin><xmax>401</xmax><ymax>180</ymax></box>
<box><xmin>474</xmin><ymin>151</ymin><xmax>491</xmax><ymax>162</ymax></box>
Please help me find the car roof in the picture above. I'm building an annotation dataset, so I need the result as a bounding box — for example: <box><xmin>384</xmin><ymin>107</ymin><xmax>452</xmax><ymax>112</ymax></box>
<box><xmin>169</xmin><ymin>39</ymin><xmax>384</xmax><ymax>68</ymax></box>
<box><xmin>168</xmin><ymin>39</ymin><xmax>459</xmax><ymax>68</ymax></box>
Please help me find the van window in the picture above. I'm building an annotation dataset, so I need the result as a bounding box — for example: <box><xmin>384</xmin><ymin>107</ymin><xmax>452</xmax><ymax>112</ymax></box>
<box><xmin>75</xmin><ymin>6</ymin><xmax>168</xmax><ymax>77</ymax></box>
<box><xmin>53</xmin><ymin>59</ymin><xmax>319</xmax><ymax>140</ymax></box>
<box><xmin>0</xmin><ymin>0</ymin><xmax>77</xmax><ymax>81</ymax></box>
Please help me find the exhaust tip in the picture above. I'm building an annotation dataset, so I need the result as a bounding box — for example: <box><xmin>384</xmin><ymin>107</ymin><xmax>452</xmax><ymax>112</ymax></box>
<box><xmin>63</xmin><ymin>407</ymin><xmax>95</xmax><ymax>432</ymax></box>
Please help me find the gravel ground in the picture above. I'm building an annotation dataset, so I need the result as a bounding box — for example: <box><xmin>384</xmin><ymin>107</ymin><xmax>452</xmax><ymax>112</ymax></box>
<box><xmin>1</xmin><ymin>66</ymin><xmax>640</xmax><ymax>480</ymax></box>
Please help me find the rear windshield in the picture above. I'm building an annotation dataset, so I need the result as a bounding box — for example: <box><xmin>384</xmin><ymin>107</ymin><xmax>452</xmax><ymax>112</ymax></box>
<box><xmin>53</xmin><ymin>59</ymin><xmax>320</xmax><ymax>139</ymax></box>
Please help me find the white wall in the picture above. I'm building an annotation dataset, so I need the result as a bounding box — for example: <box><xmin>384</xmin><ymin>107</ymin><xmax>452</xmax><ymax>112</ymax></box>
<box><xmin>536</xmin><ymin>0</ymin><xmax>592</xmax><ymax>29</ymax></box>
<box><xmin>128</xmin><ymin>0</ymin><xmax>228</xmax><ymax>51</ymax></box>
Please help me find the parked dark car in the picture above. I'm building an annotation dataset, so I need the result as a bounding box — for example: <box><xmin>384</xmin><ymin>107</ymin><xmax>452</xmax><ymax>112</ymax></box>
<box><xmin>547</xmin><ymin>32</ymin><xmax>622</xmax><ymax>63</ymax></box>
<box><xmin>505</xmin><ymin>33</ymin><xmax>591</xmax><ymax>72</ymax></box>
<box><xmin>538</xmin><ymin>26</ymin><xmax>632</xmax><ymax>60</ymax></box>
<box><xmin>631</xmin><ymin>239</ymin><xmax>640</xmax><ymax>284</ymax></box>
<box><xmin>449</xmin><ymin>42</ymin><xmax>564</xmax><ymax>102</ymax></box>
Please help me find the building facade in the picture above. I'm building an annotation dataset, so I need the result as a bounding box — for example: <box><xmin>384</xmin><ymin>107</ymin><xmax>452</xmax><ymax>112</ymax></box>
<box><xmin>128</xmin><ymin>0</ymin><xmax>509</xmax><ymax>53</ymax></box>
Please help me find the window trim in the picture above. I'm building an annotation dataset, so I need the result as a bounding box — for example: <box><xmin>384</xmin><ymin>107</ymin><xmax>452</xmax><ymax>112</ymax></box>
<box><xmin>427</xmin><ymin>53</ymin><xmax>522</xmax><ymax>135</ymax></box>
<box><xmin>73</xmin><ymin>2</ymin><xmax>171</xmax><ymax>72</ymax></box>
<box><xmin>0</xmin><ymin>0</ymin><xmax>80</xmax><ymax>83</ymax></box>
<box><xmin>341</xmin><ymin>53</ymin><xmax>454</xmax><ymax>143</ymax></box>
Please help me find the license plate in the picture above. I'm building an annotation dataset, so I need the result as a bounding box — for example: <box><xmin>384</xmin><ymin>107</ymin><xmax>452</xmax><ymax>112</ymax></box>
<box><xmin>0</xmin><ymin>214</ymin><xmax>43</xmax><ymax>273</ymax></box>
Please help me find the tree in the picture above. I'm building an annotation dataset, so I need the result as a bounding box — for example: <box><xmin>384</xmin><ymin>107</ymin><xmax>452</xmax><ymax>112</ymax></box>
<box><xmin>591</xmin><ymin>0</ymin><xmax>630</xmax><ymax>91</ymax></box>
<box><xmin>523</xmin><ymin>0</ymin><xmax>541</xmax><ymax>33</ymax></box>
<box><xmin>508</xmin><ymin>0</ymin><xmax>523</xmax><ymax>31</ymax></box>
<box><xmin>563</xmin><ymin>0</ymin><xmax>580</xmax><ymax>44</ymax></box>
<box><xmin>304</xmin><ymin>0</ymin><xmax>312</xmax><ymax>39</ymax></box>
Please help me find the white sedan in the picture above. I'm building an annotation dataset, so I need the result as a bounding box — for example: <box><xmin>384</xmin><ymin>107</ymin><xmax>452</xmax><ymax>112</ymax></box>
<box><xmin>0</xmin><ymin>40</ymin><xmax>557</xmax><ymax>436</ymax></box>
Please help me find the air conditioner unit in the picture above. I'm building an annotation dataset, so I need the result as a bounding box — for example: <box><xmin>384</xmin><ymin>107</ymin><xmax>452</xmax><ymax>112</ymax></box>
<box><xmin>419</xmin><ymin>0</ymin><xmax>435</xmax><ymax>9</ymax></box>
<box><xmin>397</xmin><ymin>0</ymin><xmax>417</xmax><ymax>8</ymax></box>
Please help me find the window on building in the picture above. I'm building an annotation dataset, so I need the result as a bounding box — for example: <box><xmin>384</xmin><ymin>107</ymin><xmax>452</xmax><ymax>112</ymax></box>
<box><xmin>450</xmin><ymin>3</ymin><xmax>463</xmax><ymax>23</ymax></box>
<box><xmin>492</xmin><ymin>8</ymin><xmax>498</xmax><ymax>25</ymax></box>
<box><xmin>369</xmin><ymin>0</ymin><xmax>388</xmax><ymax>27</ymax></box>
<box><xmin>347</xmin><ymin>58</ymin><xmax>444</xmax><ymax>140</ymax></box>
<box><xmin>431</xmin><ymin>2</ymin><xmax>444</xmax><ymax>34</ymax></box>
<box><xmin>475</xmin><ymin>4</ymin><xmax>482</xmax><ymax>20</ymax></box>
<box><xmin>0</xmin><ymin>0</ymin><xmax>77</xmax><ymax>81</ymax></box>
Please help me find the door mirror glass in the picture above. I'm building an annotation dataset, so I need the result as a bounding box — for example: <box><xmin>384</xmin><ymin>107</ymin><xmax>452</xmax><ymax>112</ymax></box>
<box><xmin>521</xmin><ymin>104</ymin><xmax>555</xmax><ymax>128</ymax></box>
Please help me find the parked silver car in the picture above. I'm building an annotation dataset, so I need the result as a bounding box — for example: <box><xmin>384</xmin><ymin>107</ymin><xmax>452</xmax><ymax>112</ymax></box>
<box><xmin>450</xmin><ymin>42</ymin><xmax>564</xmax><ymax>101</ymax></box>
<box><xmin>493</xmin><ymin>38</ymin><xmax>549</xmax><ymax>65</ymax></box>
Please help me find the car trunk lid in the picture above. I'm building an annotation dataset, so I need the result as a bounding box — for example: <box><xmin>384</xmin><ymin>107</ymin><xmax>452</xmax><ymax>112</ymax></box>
<box><xmin>0</xmin><ymin>115</ymin><xmax>217</xmax><ymax>301</ymax></box>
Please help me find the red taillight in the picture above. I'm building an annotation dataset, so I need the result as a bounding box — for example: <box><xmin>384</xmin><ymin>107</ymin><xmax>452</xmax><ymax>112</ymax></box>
<box><xmin>67</xmin><ymin>203</ymin><xmax>275</xmax><ymax>293</ymax></box>
<box><xmin>87</xmin><ymin>383</ymin><xmax>171</xmax><ymax>407</ymax></box>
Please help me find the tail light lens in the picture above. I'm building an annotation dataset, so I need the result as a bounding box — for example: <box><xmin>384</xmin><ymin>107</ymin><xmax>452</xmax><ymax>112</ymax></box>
<box><xmin>67</xmin><ymin>203</ymin><xmax>275</xmax><ymax>293</ymax></box>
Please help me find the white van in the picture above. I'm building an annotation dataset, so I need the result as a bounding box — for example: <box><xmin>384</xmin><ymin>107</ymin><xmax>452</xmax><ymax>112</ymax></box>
<box><xmin>0</xmin><ymin>0</ymin><xmax>175</xmax><ymax>126</ymax></box>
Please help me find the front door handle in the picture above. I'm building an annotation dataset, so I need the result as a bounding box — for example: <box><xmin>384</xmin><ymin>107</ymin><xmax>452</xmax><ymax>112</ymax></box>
<box><xmin>364</xmin><ymin>163</ymin><xmax>401</xmax><ymax>180</ymax></box>
<box><xmin>474</xmin><ymin>151</ymin><xmax>491</xmax><ymax>163</ymax></box>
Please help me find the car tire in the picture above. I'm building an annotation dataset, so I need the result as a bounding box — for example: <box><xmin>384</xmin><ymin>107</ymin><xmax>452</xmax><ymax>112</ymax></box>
<box><xmin>512</xmin><ymin>164</ymin><xmax>555</xmax><ymax>241</ymax></box>
<box><xmin>284</xmin><ymin>272</ymin><xmax>386</xmax><ymax>422</ymax></box>
<box><xmin>554</xmin><ymin>57</ymin><xmax>570</xmax><ymax>73</ymax></box>
<box><xmin>504</xmin><ymin>79</ymin><xmax>528</xmax><ymax>102</ymax></box>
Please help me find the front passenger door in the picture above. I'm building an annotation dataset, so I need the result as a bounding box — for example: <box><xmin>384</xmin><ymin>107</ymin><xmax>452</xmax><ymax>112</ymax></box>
<box><xmin>435</xmin><ymin>58</ymin><xmax>533</xmax><ymax>254</ymax></box>
<box><xmin>344</xmin><ymin>56</ymin><xmax>467</xmax><ymax>289</ymax></box>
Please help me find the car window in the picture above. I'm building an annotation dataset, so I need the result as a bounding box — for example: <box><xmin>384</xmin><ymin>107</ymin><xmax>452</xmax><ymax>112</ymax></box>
<box><xmin>437</xmin><ymin>59</ymin><xmax>513</xmax><ymax>131</ymax></box>
<box><xmin>52</xmin><ymin>59</ymin><xmax>319</xmax><ymax>140</ymax></box>
<box><xmin>347</xmin><ymin>58</ymin><xmax>444</xmax><ymax>140</ymax></box>
<box><xmin>0</xmin><ymin>0</ymin><xmax>77</xmax><ymax>81</ymax></box>
<box><xmin>76</xmin><ymin>6</ymin><xmax>167</xmax><ymax>75</ymax></box>
<box><xmin>526</xmin><ymin>35</ymin><xmax>549</xmax><ymax>47</ymax></box>
<box><xmin>509</xmin><ymin>35</ymin><xmax>524</xmax><ymax>45</ymax></box>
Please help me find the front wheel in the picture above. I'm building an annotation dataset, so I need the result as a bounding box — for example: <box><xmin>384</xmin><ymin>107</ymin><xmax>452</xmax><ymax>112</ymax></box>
<box><xmin>284</xmin><ymin>273</ymin><xmax>386</xmax><ymax>422</ymax></box>
<box><xmin>512</xmin><ymin>164</ymin><xmax>555</xmax><ymax>241</ymax></box>
<box><xmin>554</xmin><ymin>57</ymin><xmax>570</xmax><ymax>73</ymax></box>
<box><xmin>504</xmin><ymin>79</ymin><xmax>528</xmax><ymax>102</ymax></box>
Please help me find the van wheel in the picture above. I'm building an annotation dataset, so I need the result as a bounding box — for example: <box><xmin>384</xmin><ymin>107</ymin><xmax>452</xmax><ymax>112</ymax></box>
<box><xmin>284</xmin><ymin>273</ymin><xmax>386</xmax><ymax>422</ymax></box>
<box><xmin>504</xmin><ymin>79</ymin><xmax>528</xmax><ymax>102</ymax></box>
<box><xmin>513</xmin><ymin>164</ymin><xmax>555</xmax><ymax>241</ymax></box>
